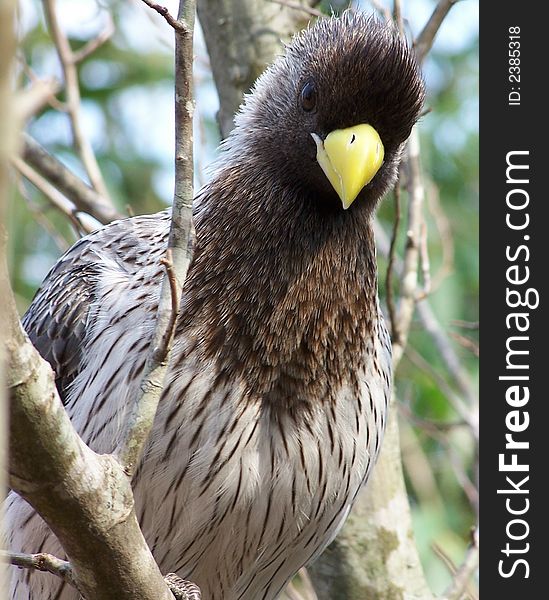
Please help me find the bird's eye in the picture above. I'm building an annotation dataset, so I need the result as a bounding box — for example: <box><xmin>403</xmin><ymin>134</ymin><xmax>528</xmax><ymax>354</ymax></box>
<box><xmin>300</xmin><ymin>81</ymin><xmax>317</xmax><ymax>112</ymax></box>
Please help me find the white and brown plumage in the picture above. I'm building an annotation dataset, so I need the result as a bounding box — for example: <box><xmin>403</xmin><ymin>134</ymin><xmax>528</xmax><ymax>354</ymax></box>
<box><xmin>7</xmin><ymin>13</ymin><xmax>424</xmax><ymax>600</ymax></box>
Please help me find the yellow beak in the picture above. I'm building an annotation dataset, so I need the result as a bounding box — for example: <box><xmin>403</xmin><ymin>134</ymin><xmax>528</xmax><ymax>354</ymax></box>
<box><xmin>311</xmin><ymin>124</ymin><xmax>384</xmax><ymax>209</ymax></box>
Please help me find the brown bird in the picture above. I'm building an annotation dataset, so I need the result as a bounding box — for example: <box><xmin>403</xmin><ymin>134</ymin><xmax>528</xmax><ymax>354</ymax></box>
<box><xmin>6</xmin><ymin>12</ymin><xmax>424</xmax><ymax>600</ymax></box>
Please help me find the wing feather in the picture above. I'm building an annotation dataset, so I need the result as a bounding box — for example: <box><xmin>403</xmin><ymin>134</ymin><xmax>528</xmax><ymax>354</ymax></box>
<box><xmin>21</xmin><ymin>210</ymin><xmax>173</xmax><ymax>402</ymax></box>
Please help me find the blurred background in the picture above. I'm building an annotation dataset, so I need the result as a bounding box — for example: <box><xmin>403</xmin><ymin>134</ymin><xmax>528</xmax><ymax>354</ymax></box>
<box><xmin>8</xmin><ymin>0</ymin><xmax>478</xmax><ymax>596</ymax></box>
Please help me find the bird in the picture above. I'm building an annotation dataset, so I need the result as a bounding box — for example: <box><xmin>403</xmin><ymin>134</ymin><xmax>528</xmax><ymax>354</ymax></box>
<box><xmin>6</xmin><ymin>11</ymin><xmax>424</xmax><ymax>600</ymax></box>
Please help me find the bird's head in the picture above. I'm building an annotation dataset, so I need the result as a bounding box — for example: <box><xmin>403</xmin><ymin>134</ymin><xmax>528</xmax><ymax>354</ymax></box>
<box><xmin>225</xmin><ymin>11</ymin><xmax>425</xmax><ymax>214</ymax></box>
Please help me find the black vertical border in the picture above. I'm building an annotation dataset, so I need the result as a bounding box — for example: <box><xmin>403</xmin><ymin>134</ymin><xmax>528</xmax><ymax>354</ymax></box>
<box><xmin>481</xmin><ymin>2</ymin><xmax>547</xmax><ymax>596</ymax></box>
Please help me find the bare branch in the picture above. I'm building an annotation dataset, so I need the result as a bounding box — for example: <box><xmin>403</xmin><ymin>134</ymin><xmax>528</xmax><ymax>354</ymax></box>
<box><xmin>15</xmin><ymin>77</ymin><xmax>61</xmax><ymax>123</ymax></box>
<box><xmin>284</xmin><ymin>581</ymin><xmax>311</xmax><ymax>600</ymax></box>
<box><xmin>451</xmin><ymin>319</ymin><xmax>479</xmax><ymax>330</ymax></box>
<box><xmin>154</xmin><ymin>250</ymin><xmax>180</xmax><ymax>363</ymax></box>
<box><xmin>42</xmin><ymin>0</ymin><xmax>112</xmax><ymax>201</ymax></box>
<box><xmin>197</xmin><ymin>0</ymin><xmax>319</xmax><ymax>138</ymax></box>
<box><xmin>0</xmin><ymin>0</ymin><xmax>17</xmax><ymax>592</ymax></box>
<box><xmin>269</xmin><ymin>0</ymin><xmax>324</xmax><ymax>18</ymax></box>
<box><xmin>414</xmin><ymin>0</ymin><xmax>460</xmax><ymax>63</ymax></box>
<box><xmin>297</xmin><ymin>568</ymin><xmax>318</xmax><ymax>600</ymax></box>
<box><xmin>15</xmin><ymin>174</ymin><xmax>71</xmax><ymax>251</ymax></box>
<box><xmin>426</xmin><ymin>179</ymin><xmax>454</xmax><ymax>292</ymax></box>
<box><xmin>398</xmin><ymin>402</ymin><xmax>467</xmax><ymax>435</ymax></box>
<box><xmin>1</xmin><ymin>238</ymin><xmax>173</xmax><ymax>600</ymax></box>
<box><xmin>21</xmin><ymin>134</ymin><xmax>120</xmax><ymax>223</ymax></box>
<box><xmin>393</xmin><ymin>0</ymin><xmax>404</xmax><ymax>35</ymax></box>
<box><xmin>416</xmin><ymin>216</ymin><xmax>431</xmax><ymax>300</ymax></box>
<box><xmin>72</xmin><ymin>16</ymin><xmax>115</xmax><ymax>64</ymax></box>
<box><xmin>449</xmin><ymin>330</ymin><xmax>479</xmax><ymax>357</ymax></box>
<box><xmin>441</xmin><ymin>530</ymin><xmax>479</xmax><ymax>600</ymax></box>
<box><xmin>415</xmin><ymin>300</ymin><xmax>478</xmax><ymax>412</ymax></box>
<box><xmin>391</xmin><ymin>128</ymin><xmax>424</xmax><ymax>366</ymax></box>
<box><xmin>140</xmin><ymin>0</ymin><xmax>188</xmax><ymax>32</ymax></box>
<box><xmin>1</xmin><ymin>551</ymin><xmax>75</xmax><ymax>587</ymax></box>
<box><xmin>386</xmin><ymin>181</ymin><xmax>401</xmax><ymax>339</ymax></box>
<box><xmin>116</xmin><ymin>0</ymin><xmax>196</xmax><ymax>476</ymax></box>
<box><xmin>12</xmin><ymin>156</ymin><xmax>96</xmax><ymax>235</ymax></box>
<box><xmin>375</xmin><ymin>222</ymin><xmax>478</xmax><ymax>425</ymax></box>
<box><xmin>367</xmin><ymin>0</ymin><xmax>392</xmax><ymax>22</ymax></box>
<box><xmin>21</xmin><ymin>133</ymin><xmax>122</xmax><ymax>225</ymax></box>
<box><xmin>403</xmin><ymin>345</ymin><xmax>474</xmax><ymax>430</ymax></box>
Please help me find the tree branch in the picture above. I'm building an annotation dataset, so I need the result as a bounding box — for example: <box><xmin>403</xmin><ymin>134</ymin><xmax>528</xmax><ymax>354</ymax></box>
<box><xmin>12</xmin><ymin>156</ymin><xmax>97</xmax><ymax>235</ymax></box>
<box><xmin>386</xmin><ymin>181</ymin><xmax>401</xmax><ymax>339</ymax></box>
<box><xmin>0</xmin><ymin>0</ymin><xmax>17</xmax><ymax>593</ymax></box>
<box><xmin>21</xmin><ymin>134</ymin><xmax>122</xmax><ymax>225</ymax></box>
<box><xmin>140</xmin><ymin>0</ymin><xmax>189</xmax><ymax>32</ymax></box>
<box><xmin>367</xmin><ymin>0</ymin><xmax>392</xmax><ymax>23</ymax></box>
<box><xmin>15</xmin><ymin>77</ymin><xmax>61</xmax><ymax>123</ymax></box>
<box><xmin>377</xmin><ymin>222</ymin><xmax>478</xmax><ymax>441</ymax></box>
<box><xmin>42</xmin><ymin>0</ymin><xmax>112</xmax><ymax>202</ymax></box>
<box><xmin>72</xmin><ymin>16</ymin><xmax>115</xmax><ymax>64</ymax></box>
<box><xmin>1</xmin><ymin>236</ymin><xmax>173</xmax><ymax>600</ymax></box>
<box><xmin>441</xmin><ymin>529</ymin><xmax>479</xmax><ymax>600</ymax></box>
<box><xmin>1</xmin><ymin>551</ymin><xmax>74</xmax><ymax>587</ymax></box>
<box><xmin>414</xmin><ymin>0</ymin><xmax>460</xmax><ymax>63</ymax></box>
<box><xmin>391</xmin><ymin>128</ymin><xmax>424</xmax><ymax>367</ymax></box>
<box><xmin>269</xmin><ymin>0</ymin><xmax>324</xmax><ymax>18</ymax></box>
<box><xmin>116</xmin><ymin>0</ymin><xmax>196</xmax><ymax>476</ymax></box>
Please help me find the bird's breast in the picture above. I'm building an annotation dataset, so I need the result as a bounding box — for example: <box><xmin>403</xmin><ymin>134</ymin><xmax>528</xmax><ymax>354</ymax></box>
<box><xmin>133</xmin><ymin>319</ymin><xmax>390</xmax><ymax>599</ymax></box>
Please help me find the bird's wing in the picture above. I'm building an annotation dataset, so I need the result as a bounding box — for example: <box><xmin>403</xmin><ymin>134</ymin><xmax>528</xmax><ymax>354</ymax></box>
<box><xmin>22</xmin><ymin>210</ymin><xmax>173</xmax><ymax>402</ymax></box>
<box><xmin>22</xmin><ymin>237</ymin><xmax>102</xmax><ymax>401</ymax></box>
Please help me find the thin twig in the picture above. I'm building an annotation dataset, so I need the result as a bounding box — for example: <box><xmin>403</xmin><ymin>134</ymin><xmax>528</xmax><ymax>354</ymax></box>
<box><xmin>426</xmin><ymin>179</ymin><xmax>454</xmax><ymax>293</ymax></box>
<box><xmin>391</xmin><ymin>128</ymin><xmax>424</xmax><ymax>367</ymax></box>
<box><xmin>433</xmin><ymin>543</ymin><xmax>458</xmax><ymax>576</ymax></box>
<box><xmin>414</xmin><ymin>0</ymin><xmax>460</xmax><ymax>63</ymax></box>
<box><xmin>19</xmin><ymin>59</ymin><xmax>66</xmax><ymax>112</ymax></box>
<box><xmin>155</xmin><ymin>250</ymin><xmax>180</xmax><ymax>363</ymax></box>
<box><xmin>15</xmin><ymin>77</ymin><xmax>61</xmax><ymax>122</ymax></box>
<box><xmin>399</xmin><ymin>417</ymin><xmax>445</xmax><ymax>511</ymax></box>
<box><xmin>1</xmin><ymin>551</ymin><xmax>75</xmax><ymax>587</ymax></box>
<box><xmin>72</xmin><ymin>16</ymin><xmax>115</xmax><ymax>64</ymax></box>
<box><xmin>386</xmin><ymin>181</ymin><xmax>401</xmax><ymax>341</ymax></box>
<box><xmin>368</xmin><ymin>0</ymin><xmax>392</xmax><ymax>22</ymax></box>
<box><xmin>375</xmin><ymin>221</ymin><xmax>477</xmax><ymax>412</ymax></box>
<box><xmin>416</xmin><ymin>300</ymin><xmax>478</xmax><ymax>412</ymax></box>
<box><xmin>140</xmin><ymin>0</ymin><xmax>188</xmax><ymax>32</ymax></box>
<box><xmin>116</xmin><ymin>0</ymin><xmax>196</xmax><ymax>476</ymax></box>
<box><xmin>449</xmin><ymin>331</ymin><xmax>479</xmax><ymax>357</ymax></box>
<box><xmin>438</xmin><ymin>529</ymin><xmax>479</xmax><ymax>600</ymax></box>
<box><xmin>398</xmin><ymin>402</ymin><xmax>467</xmax><ymax>435</ymax></box>
<box><xmin>12</xmin><ymin>157</ymin><xmax>95</xmax><ymax>235</ymax></box>
<box><xmin>16</xmin><ymin>174</ymin><xmax>71</xmax><ymax>252</ymax></box>
<box><xmin>451</xmin><ymin>320</ymin><xmax>479</xmax><ymax>330</ymax></box>
<box><xmin>393</xmin><ymin>0</ymin><xmax>404</xmax><ymax>36</ymax></box>
<box><xmin>416</xmin><ymin>217</ymin><xmax>431</xmax><ymax>300</ymax></box>
<box><xmin>298</xmin><ymin>568</ymin><xmax>318</xmax><ymax>600</ymax></box>
<box><xmin>403</xmin><ymin>344</ymin><xmax>476</xmax><ymax>433</ymax></box>
<box><xmin>284</xmin><ymin>581</ymin><xmax>310</xmax><ymax>600</ymax></box>
<box><xmin>269</xmin><ymin>0</ymin><xmax>324</xmax><ymax>18</ymax></box>
<box><xmin>445</xmin><ymin>441</ymin><xmax>479</xmax><ymax>514</ymax></box>
<box><xmin>42</xmin><ymin>0</ymin><xmax>112</xmax><ymax>201</ymax></box>
<box><xmin>22</xmin><ymin>133</ymin><xmax>122</xmax><ymax>225</ymax></box>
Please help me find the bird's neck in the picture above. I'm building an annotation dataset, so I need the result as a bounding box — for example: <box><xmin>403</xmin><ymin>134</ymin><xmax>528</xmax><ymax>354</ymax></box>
<box><xmin>177</xmin><ymin>166</ymin><xmax>381</xmax><ymax>414</ymax></box>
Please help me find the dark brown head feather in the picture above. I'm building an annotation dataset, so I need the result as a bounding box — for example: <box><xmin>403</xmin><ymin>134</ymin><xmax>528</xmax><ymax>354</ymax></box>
<box><xmin>177</xmin><ymin>12</ymin><xmax>424</xmax><ymax>413</ymax></box>
<box><xmin>220</xmin><ymin>11</ymin><xmax>425</xmax><ymax>212</ymax></box>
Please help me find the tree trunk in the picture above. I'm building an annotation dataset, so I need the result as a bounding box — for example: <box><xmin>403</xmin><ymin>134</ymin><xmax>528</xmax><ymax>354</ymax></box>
<box><xmin>308</xmin><ymin>405</ymin><xmax>433</xmax><ymax>600</ymax></box>
<box><xmin>197</xmin><ymin>0</ymin><xmax>318</xmax><ymax>138</ymax></box>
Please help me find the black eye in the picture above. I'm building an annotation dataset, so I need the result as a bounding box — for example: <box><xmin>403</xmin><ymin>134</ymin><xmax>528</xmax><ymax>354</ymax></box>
<box><xmin>300</xmin><ymin>80</ymin><xmax>317</xmax><ymax>112</ymax></box>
